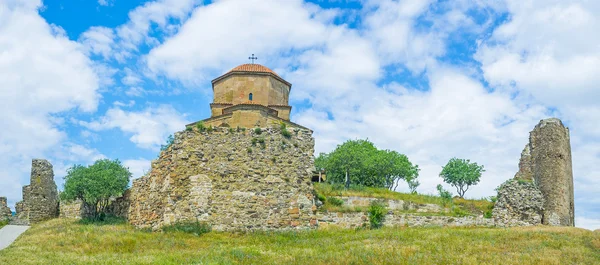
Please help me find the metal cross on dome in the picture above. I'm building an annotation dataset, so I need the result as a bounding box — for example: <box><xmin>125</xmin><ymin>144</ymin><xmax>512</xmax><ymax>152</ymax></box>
<box><xmin>248</xmin><ymin>54</ymin><xmax>258</xmax><ymax>64</ymax></box>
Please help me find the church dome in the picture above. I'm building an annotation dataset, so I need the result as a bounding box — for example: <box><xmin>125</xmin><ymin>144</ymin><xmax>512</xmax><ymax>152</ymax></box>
<box><xmin>228</xmin><ymin>64</ymin><xmax>280</xmax><ymax>77</ymax></box>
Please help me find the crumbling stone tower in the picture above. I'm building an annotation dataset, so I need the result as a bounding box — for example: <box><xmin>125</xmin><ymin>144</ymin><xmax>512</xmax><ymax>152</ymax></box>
<box><xmin>529</xmin><ymin>118</ymin><xmax>575</xmax><ymax>226</ymax></box>
<box><xmin>15</xmin><ymin>159</ymin><xmax>59</xmax><ymax>224</ymax></box>
<box><xmin>511</xmin><ymin>118</ymin><xmax>575</xmax><ymax>226</ymax></box>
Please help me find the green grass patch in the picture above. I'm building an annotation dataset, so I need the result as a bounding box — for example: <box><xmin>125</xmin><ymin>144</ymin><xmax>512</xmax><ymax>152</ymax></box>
<box><xmin>0</xmin><ymin>219</ymin><xmax>598</xmax><ymax>264</ymax></box>
<box><xmin>162</xmin><ymin>221</ymin><xmax>211</xmax><ymax>236</ymax></box>
<box><xmin>0</xmin><ymin>219</ymin><xmax>8</xmax><ymax>229</ymax></box>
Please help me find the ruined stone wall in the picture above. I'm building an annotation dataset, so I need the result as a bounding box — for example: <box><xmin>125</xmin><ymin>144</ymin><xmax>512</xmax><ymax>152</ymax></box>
<box><xmin>0</xmin><ymin>197</ymin><xmax>12</xmax><ymax>220</ymax></box>
<box><xmin>15</xmin><ymin>159</ymin><xmax>59</xmax><ymax>224</ymax></box>
<box><xmin>317</xmin><ymin>212</ymin><xmax>494</xmax><ymax>229</ymax></box>
<box><xmin>493</xmin><ymin>180</ymin><xmax>544</xmax><ymax>227</ymax></box>
<box><xmin>127</xmin><ymin>127</ymin><xmax>317</xmax><ymax>231</ymax></box>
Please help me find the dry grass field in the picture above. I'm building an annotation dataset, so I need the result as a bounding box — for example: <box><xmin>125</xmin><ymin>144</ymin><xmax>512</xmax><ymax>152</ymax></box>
<box><xmin>0</xmin><ymin>218</ymin><xmax>598</xmax><ymax>265</ymax></box>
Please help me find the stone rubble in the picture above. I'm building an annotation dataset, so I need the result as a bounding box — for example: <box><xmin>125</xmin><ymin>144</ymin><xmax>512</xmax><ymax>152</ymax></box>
<box><xmin>493</xmin><ymin>180</ymin><xmax>544</xmax><ymax>227</ymax></box>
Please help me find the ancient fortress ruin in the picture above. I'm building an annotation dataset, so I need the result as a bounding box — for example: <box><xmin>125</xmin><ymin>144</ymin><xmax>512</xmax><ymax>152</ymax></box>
<box><xmin>494</xmin><ymin>118</ymin><xmax>575</xmax><ymax>227</ymax></box>
<box><xmin>1</xmin><ymin>64</ymin><xmax>576</xmax><ymax>231</ymax></box>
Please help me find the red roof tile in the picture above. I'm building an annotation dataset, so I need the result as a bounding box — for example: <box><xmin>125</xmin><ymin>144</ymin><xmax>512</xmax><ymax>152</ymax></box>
<box><xmin>228</xmin><ymin>64</ymin><xmax>280</xmax><ymax>77</ymax></box>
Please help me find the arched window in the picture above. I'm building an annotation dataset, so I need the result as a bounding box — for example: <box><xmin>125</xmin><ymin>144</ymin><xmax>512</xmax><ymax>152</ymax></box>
<box><xmin>249</xmin><ymin>93</ymin><xmax>253</xmax><ymax>101</ymax></box>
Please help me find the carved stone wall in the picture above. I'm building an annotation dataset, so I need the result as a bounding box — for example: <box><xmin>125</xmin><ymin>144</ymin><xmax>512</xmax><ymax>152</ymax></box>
<box><xmin>14</xmin><ymin>159</ymin><xmax>59</xmax><ymax>224</ymax></box>
<box><xmin>127</xmin><ymin>127</ymin><xmax>317</xmax><ymax>231</ymax></box>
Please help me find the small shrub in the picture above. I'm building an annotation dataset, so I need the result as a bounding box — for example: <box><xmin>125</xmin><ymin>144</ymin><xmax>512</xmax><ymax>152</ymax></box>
<box><xmin>280</xmin><ymin>122</ymin><xmax>291</xmax><ymax>138</ymax></box>
<box><xmin>251</xmin><ymin>138</ymin><xmax>258</xmax><ymax>146</ymax></box>
<box><xmin>254</xmin><ymin>128</ymin><xmax>262</xmax><ymax>135</ymax></box>
<box><xmin>247</xmin><ymin>147</ymin><xmax>252</xmax><ymax>153</ymax></box>
<box><xmin>228</xmin><ymin>128</ymin><xmax>234</xmax><ymax>134</ymax></box>
<box><xmin>162</xmin><ymin>221</ymin><xmax>211</xmax><ymax>236</ymax></box>
<box><xmin>160</xmin><ymin>134</ymin><xmax>175</xmax><ymax>152</ymax></box>
<box><xmin>489</xmin><ymin>196</ymin><xmax>497</xmax><ymax>203</ymax></box>
<box><xmin>271</xmin><ymin>157</ymin><xmax>276</xmax><ymax>163</ymax></box>
<box><xmin>196</xmin><ymin>122</ymin><xmax>206</xmax><ymax>132</ymax></box>
<box><xmin>185</xmin><ymin>126</ymin><xmax>193</xmax><ymax>132</ymax></box>
<box><xmin>236</xmin><ymin>126</ymin><xmax>242</xmax><ymax>132</ymax></box>
<box><xmin>483</xmin><ymin>210</ymin><xmax>493</xmax><ymax>219</ymax></box>
<box><xmin>451</xmin><ymin>206</ymin><xmax>470</xmax><ymax>217</ymax></box>
<box><xmin>327</xmin><ymin>196</ymin><xmax>344</xmax><ymax>206</ymax></box>
<box><xmin>207</xmin><ymin>126</ymin><xmax>214</xmax><ymax>133</ymax></box>
<box><xmin>368</xmin><ymin>200</ymin><xmax>387</xmax><ymax>229</ymax></box>
<box><xmin>317</xmin><ymin>194</ymin><xmax>326</xmax><ymax>203</ymax></box>
<box><xmin>517</xmin><ymin>178</ymin><xmax>533</xmax><ymax>185</ymax></box>
<box><xmin>437</xmin><ymin>184</ymin><xmax>453</xmax><ymax>206</ymax></box>
<box><xmin>258</xmin><ymin>138</ymin><xmax>266</xmax><ymax>149</ymax></box>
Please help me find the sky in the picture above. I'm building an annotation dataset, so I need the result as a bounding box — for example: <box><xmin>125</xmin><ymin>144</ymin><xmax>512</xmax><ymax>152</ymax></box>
<box><xmin>1</xmin><ymin>0</ymin><xmax>598</xmax><ymax>230</ymax></box>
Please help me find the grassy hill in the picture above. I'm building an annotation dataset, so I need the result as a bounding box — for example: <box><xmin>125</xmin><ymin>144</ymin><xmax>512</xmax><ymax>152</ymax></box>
<box><xmin>0</xmin><ymin>218</ymin><xmax>598</xmax><ymax>265</ymax></box>
<box><xmin>314</xmin><ymin>183</ymin><xmax>494</xmax><ymax>216</ymax></box>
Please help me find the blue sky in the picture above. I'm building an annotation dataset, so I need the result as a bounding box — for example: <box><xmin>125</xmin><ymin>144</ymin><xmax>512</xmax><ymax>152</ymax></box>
<box><xmin>1</xmin><ymin>0</ymin><xmax>599</xmax><ymax>230</ymax></box>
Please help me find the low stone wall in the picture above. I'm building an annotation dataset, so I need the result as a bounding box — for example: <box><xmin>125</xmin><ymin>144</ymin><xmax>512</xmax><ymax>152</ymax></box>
<box><xmin>317</xmin><ymin>212</ymin><xmax>494</xmax><ymax>229</ymax></box>
<box><xmin>59</xmin><ymin>200</ymin><xmax>91</xmax><ymax>219</ymax></box>
<box><xmin>335</xmin><ymin>196</ymin><xmax>447</xmax><ymax>213</ymax></box>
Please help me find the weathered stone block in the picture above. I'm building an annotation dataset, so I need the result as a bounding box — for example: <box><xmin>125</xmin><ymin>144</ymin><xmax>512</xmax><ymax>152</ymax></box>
<box><xmin>0</xmin><ymin>197</ymin><xmax>12</xmax><ymax>220</ymax></box>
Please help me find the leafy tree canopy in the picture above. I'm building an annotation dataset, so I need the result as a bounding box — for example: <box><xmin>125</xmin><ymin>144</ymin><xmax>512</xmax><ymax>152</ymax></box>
<box><xmin>439</xmin><ymin>158</ymin><xmax>485</xmax><ymax>198</ymax></box>
<box><xmin>315</xmin><ymin>139</ymin><xmax>419</xmax><ymax>190</ymax></box>
<box><xmin>61</xmin><ymin>159</ymin><xmax>131</xmax><ymax>219</ymax></box>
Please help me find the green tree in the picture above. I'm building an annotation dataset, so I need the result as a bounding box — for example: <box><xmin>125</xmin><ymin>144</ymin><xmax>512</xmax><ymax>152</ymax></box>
<box><xmin>61</xmin><ymin>159</ymin><xmax>131</xmax><ymax>220</ymax></box>
<box><xmin>439</xmin><ymin>158</ymin><xmax>485</xmax><ymax>198</ymax></box>
<box><xmin>316</xmin><ymin>139</ymin><xmax>419</xmax><ymax>190</ymax></box>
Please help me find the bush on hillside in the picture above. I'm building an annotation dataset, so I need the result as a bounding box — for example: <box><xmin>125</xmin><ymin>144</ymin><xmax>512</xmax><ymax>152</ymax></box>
<box><xmin>368</xmin><ymin>200</ymin><xmax>387</xmax><ymax>229</ymax></box>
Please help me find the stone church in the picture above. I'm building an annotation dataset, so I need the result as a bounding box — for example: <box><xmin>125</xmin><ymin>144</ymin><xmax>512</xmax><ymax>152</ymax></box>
<box><xmin>189</xmin><ymin>63</ymin><xmax>308</xmax><ymax>130</ymax></box>
<box><xmin>125</xmin><ymin>62</ymin><xmax>318</xmax><ymax>231</ymax></box>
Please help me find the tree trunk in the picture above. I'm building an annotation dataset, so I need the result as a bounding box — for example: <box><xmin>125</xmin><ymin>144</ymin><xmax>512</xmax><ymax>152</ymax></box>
<box><xmin>345</xmin><ymin>170</ymin><xmax>349</xmax><ymax>189</ymax></box>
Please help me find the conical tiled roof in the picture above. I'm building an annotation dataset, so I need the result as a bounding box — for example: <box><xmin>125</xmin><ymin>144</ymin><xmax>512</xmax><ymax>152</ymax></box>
<box><xmin>228</xmin><ymin>64</ymin><xmax>279</xmax><ymax>77</ymax></box>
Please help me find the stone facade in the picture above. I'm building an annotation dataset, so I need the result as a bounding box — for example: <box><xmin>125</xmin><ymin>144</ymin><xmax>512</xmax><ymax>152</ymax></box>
<box><xmin>493</xmin><ymin>180</ymin><xmax>544</xmax><ymax>227</ymax></box>
<box><xmin>317</xmin><ymin>212</ymin><xmax>494</xmax><ymax>229</ymax></box>
<box><xmin>14</xmin><ymin>159</ymin><xmax>59</xmax><ymax>225</ymax></box>
<box><xmin>127</xmin><ymin>127</ymin><xmax>317</xmax><ymax>231</ymax></box>
<box><xmin>0</xmin><ymin>197</ymin><xmax>12</xmax><ymax>220</ymax></box>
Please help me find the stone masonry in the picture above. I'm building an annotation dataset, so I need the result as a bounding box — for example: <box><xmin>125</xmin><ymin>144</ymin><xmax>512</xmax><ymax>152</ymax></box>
<box><xmin>14</xmin><ymin>159</ymin><xmax>59</xmax><ymax>225</ymax></box>
<box><xmin>127</xmin><ymin>127</ymin><xmax>317</xmax><ymax>231</ymax></box>
<box><xmin>500</xmin><ymin>118</ymin><xmax>574</xmax><ymax>226</ymax></box>
<box><xmin>531</xmin><ymin>118</ymin><xmax>575</xmax><ymax>226</ymax></box>
<box><xmin>0</xmin><ymin>197</ymin><xmax>12</xmax><ymax>220</ymax></box>
<box><xmin>493</xmin><ymin>180</ymin><xmax>544</xmax><ymax>227</ymax></box>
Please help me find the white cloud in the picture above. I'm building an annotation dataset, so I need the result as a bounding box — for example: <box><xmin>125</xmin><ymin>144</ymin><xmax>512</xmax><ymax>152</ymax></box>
<box><xmin>80</xmin><ymin>26</ymin><xmax>115</xmax><ymax>59</ymax></box>
<box><xmin>98</xmin><ymin>0</ymin><xmax>113</xmax><ymax>6</ymax></box>
<box><xmin>575</xmin><ymin>216</ymin><xmax>600</xmax><ymax>231</ymax></box>
<box><xmin>0</xmin><ymin>1</ymin><xmax>101</xmax><ymax>208</ymax></box>
<box><xmin>146</xmin><ymin>0</ymin><xmax>333</xmax><ymax>83</ymax></box>
<box><xmin>124</xmin><ymin>159</ymin><xmax>151</xmax><ymax>180</ymax></box>
<box><xmin>81</xmin><ymin>105</ymin><xmax>189</xmax><ymax>150</ymax></box>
